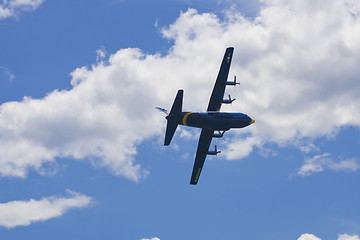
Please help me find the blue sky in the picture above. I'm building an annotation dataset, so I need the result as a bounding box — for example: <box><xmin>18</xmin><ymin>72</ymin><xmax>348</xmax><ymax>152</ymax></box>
<box><xmin>0</xmin><ymin>0</ymin><xmax>360</xmax><ymax>240</ymax></box>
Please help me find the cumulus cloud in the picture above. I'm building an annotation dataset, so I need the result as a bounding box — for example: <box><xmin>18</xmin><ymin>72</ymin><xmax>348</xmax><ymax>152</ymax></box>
<box><xmin>0</xmin><ymin>5</ymin><xmax>12</xmax><ymax>20</ymax></box>
<box><xmin>296</xmin><ymin>153</ymin><xmax>360</xmax><ymax>176</ymax></box>
<box><xmin>0</xmin><ymin>190</ymin><xmax>92</xmax><ymax>228</ymax></box>
<box><xmin>224</xmin><ymin>136</ymin><xmax>262</xmax><ymax>160</ymax></box>
<box><xmin>0</xmin><ymin>65</ymin><xmax>15</xmax><ymax>82</ymax></box>
<box><xmin>298</xmin><ymin>233</ymin><xmax>360</xmax><ymax>240</ymax></box>
<box><xmin>96</xmin><ymin>46</ymin><xmax>107</xmax><ymax>63</ymax></box>
<box><xmin>298</xmin><ymin>233</ymin><xmax>321</xmax><ymax>240</ymax></box>
<box><xmin>140</xmin><ymin>238</ymin><xmax>160</xmax><ymax>240</ymax></box>
<box><xmin>1</xmin><ymin>0</ymin><xmax>360</xmax><ymax>180</ymax></box>
<box><xmin>338</xmin><ymin>234</ymin><xmax>360</xmax><ymax>240</ymax></box>
<box><xmin>159</xmin><ymin>1</ymin><xmax>360</xmax><ymax>163</ymax></box>
<box><xmin>0</xmin><ymin>0</ymin><xmax>44</xmax><ymax>20</ymax></box>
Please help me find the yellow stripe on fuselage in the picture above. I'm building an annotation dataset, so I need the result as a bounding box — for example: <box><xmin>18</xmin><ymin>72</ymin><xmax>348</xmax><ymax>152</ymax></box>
<box><xmin>182</xmin><ymin>112</ymin><xmax>194</xmax><ymax>126</ymax></box>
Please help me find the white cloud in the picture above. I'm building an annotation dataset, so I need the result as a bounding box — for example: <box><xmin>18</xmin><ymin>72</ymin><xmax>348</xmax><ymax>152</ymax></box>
<box><xmin>296</xmin><ymin>153</ymin><xmax>360</xmax><ymax>176</ymax></box>
<box><xmin>96</xmin><ymin>46</ymin><xmax>107</xmax><ymax>63</ymax></box>
<box><xmin>224</xmin><ymin>136</ymin><xmax>262</xmax><ymax>160</ymax></box>
<box><xmin>8</xmin><ymin>0</ymin><xmax>43</xmax><ymax>8</ymax></box>
<box><xmin>338</xmin><ymin>234</ymin><xmax>360</xmax><ymax>240</ymax></box>
<box><xmin>162</xmin><ymin>1</ymin><xmax>360</xmax><ymax>163</ymax></box>
<box><xmin>140</xmin><ymin>238</ymin><xmax>160</xmax><ymax>240</ymax></box>
<box><xmin>298</xmin><ymin>233</ymin><xmax>321</xmax><ymax>240</ymax></box>
<box><xmin>0</xmin><ymin>190</ymin><xmax>92</xmax><ymax>229</ymax></box>
<box><xmin>0</xmin><ymin>0</ymin><xmax>44</xmax><ymax>20</ymax></box>
<box><xmin>1</xmin><ymin>0</ymin><xmax>360</xmax><ymax>180</ymax></box>
<box><xmin>328</xmin><ymin>158</ymin><xmax>360</xmax><ymax>172</ymax></box>
<box><xmin>0</xmin><ymin>65</ymin><xmax>15</xmax><ymax>82</ymax></box>
<box><xmin>0</xmin><ymin>5</ymin><xmax>13</xmax><ymax>19</ymax></box>
<box><xmin>298</xmin><ymin>233</ymin><xmax>360</xmax><ymax>240</ymax></box>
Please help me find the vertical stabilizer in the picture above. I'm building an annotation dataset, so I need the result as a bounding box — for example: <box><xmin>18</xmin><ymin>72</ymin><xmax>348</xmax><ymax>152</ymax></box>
<box><xmin>164</xmin><ymin>89</ymin><xmax>183</xmax><ymax>146</ymax></box>
<box><xmin>169</xmin><ymin>89</ymin><xmax>183</xmax><ymax>115</ymax></box>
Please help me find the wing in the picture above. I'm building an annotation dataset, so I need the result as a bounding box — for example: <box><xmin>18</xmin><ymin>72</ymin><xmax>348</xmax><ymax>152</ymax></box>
<box><xmin>207</xmin><ymin>47</ymin><xmax>234</xmax><ymax>112</ymax></box>
<box><xmin>190</xmin><ymin>128</ymin><xmax>214</xmax><ymax>185</ymax></box>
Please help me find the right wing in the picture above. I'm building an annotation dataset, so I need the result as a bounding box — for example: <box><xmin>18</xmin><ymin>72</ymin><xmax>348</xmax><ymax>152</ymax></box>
<box><xmin>190</xmin><ymin>128</ymin><xmax>214</xmax><ymax>185</ymax></box>
<box><xmin>207</xmin><ymin>47</ymin><xmax>234</xmax><ymax>112</ymax></box>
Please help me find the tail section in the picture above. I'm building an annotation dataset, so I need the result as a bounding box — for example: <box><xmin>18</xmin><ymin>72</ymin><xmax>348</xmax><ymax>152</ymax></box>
<box><xmin>164</xmin><ymin>89</ymin><xmax>183</xmax><ymax>146</ymax></box>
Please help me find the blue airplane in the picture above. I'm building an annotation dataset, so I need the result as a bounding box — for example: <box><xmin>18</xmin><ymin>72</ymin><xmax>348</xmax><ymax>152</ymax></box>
<box><xmin>157</xmin><ymin>47</ymin><xmax>255</xmax><ymax>185</ymax></box>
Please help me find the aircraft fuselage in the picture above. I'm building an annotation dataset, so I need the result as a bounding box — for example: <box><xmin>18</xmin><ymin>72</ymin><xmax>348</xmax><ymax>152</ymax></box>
<box><xmin>166</xmin><ymin>112</ymin><xmax>254</xmax><ymax>131</ymax></box>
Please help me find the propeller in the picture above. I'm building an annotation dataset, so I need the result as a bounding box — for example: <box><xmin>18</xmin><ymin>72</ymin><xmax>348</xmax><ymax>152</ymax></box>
<box><xmin>234</xmin><ymin>76</ymin><xmax>240</xmax><ymax>85</ymax></box>
<box><xmin>228</xmin><ymin>94</ymin><xmax>236</xmax><ymax>102</ymax></box>
<box><xmin>215</xmin><ymin>145</ymin><xmax>221</xmax><ymax>154</ymax></box>
<box><xmin>233</xmin><ymin>76</ymin><xmax>239</xmax><ymax>94</ymax></box>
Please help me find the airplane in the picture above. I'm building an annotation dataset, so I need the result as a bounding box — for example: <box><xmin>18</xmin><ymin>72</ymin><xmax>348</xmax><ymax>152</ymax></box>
<box><xmin>157</xmin><ymin>47</ymin><xmax>255</xmax><ymax>185</ymax></box>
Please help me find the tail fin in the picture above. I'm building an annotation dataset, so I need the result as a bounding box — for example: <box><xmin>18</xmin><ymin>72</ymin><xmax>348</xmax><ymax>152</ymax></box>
<box><xmin>169</xmin><ymin>89</ymin><xmax>183</xmax><ymax>115</ymax></box>
<box><xmin>164</xmin><ymin>89</ymin><xmax>183</xmax><ymax>146</ymax></box>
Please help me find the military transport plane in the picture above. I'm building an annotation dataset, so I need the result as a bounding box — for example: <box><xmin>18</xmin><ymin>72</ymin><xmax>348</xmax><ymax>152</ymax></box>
<box><xmin>157</xmin><ymin>47</ymin><xmax>255</xmax><ymax>185</ymax></box>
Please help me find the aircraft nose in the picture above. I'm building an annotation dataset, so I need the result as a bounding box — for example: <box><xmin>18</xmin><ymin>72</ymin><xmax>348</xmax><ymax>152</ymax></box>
<box><xmin>250</xmin><ymin>119</ymin><xmax>255</xmax><ymax>124</ymax></box>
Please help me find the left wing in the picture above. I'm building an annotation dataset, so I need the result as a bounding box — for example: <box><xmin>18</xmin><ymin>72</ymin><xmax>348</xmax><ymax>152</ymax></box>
<box><xmin>207</xmin><ymin>47</ymin><xmax>234</xmax><ymax>112</ymax></box>
<box><xmin>190</xmin><ymin>128</ymin><xmax>214</xmax><ymax>185</ymax></box>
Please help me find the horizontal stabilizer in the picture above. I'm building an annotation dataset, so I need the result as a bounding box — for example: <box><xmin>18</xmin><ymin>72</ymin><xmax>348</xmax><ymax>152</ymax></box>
<box><xmin>164</xmin><ymin>120</ymin><xmax>178</xmax><ymax>146</ymax></box>
<box><xmin>164</xmin><ymin>89</ymin><xmax>183</xmax><ymax>146</ymax></box>
<box><xmin>155</xmin><ymin>107</ymin><xmax>169</xmax><ymax>115</ymax></box>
